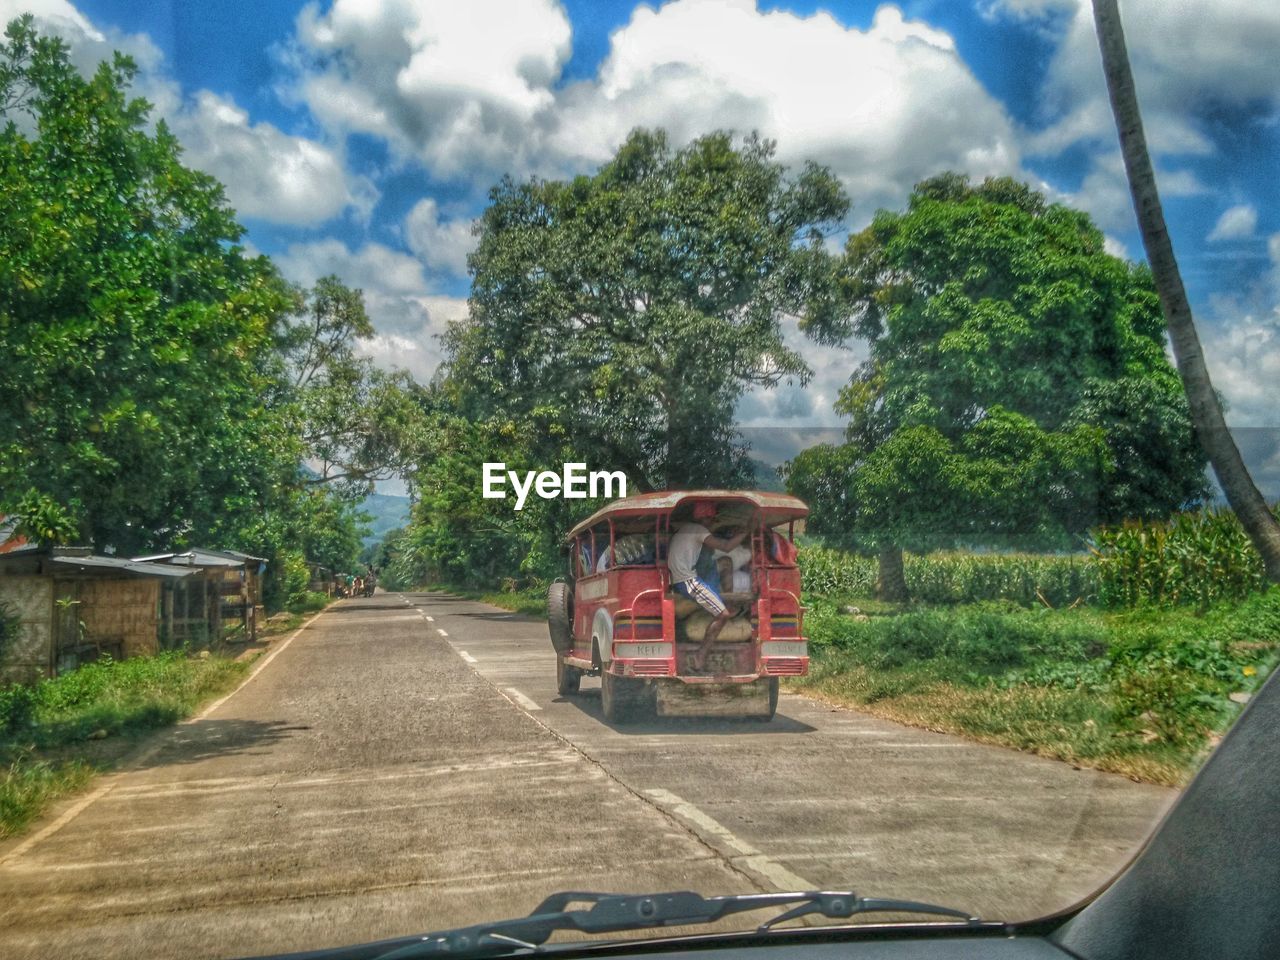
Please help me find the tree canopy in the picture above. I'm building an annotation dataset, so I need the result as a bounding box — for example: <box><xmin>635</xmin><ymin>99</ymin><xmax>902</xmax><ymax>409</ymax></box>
<box><xmin>449</xmin><ymin>128</ymin><xmax>847</xmax><ymax>490</ymax></box>
<box><xmin>789</xmin><ymin>174</ymin><xmax>1207</xmax><ymax>595</ymax></box>
<box><xmin>0</xmin><ymin>16</ymin><xmax>296</xmax><ymax>553</ymax></box>
<box><xmin>0</xmin><ymin>17</ymin><xmax>416</xmax><ymax>605</ymax></box>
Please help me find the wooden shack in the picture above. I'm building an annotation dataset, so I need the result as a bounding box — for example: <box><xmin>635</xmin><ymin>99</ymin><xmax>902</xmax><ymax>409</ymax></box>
<box><xmin>0</xmin><ymin>546</ymin><xmax>195</xmax><ymax>683</ymax></box>
<box><xmin>134</xmin><ymin>548</ymin><xmax>264</xmax><ymax>644</ymax></box>
<box><xmin>217</xmin><ymin>549</ymin><xmax>267</xmax><ymax>639</ymax></box>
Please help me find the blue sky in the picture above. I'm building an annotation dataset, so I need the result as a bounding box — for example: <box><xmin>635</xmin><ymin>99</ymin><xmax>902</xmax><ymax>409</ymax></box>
<box><xmin>7</xmin><ymin>0</ymin><xmax>1279</xmax><ymax>454</ymax></box>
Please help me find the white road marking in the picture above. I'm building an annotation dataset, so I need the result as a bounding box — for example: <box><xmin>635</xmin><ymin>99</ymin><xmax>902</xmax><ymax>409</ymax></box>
<box><xmin>425</xmin><ymin>615</ymin><xmax>434</xmax><ymax>622</ymax></box>
<box><xmin>739</xmin><ymin>855</ymin><xmax>817</xmax><ymax>893</ymax></box>
<box><xmin>644</xmin><ymin>788</ymin><xmax>814</xmax><ymax>892</ymax></box>
<box><xmin>459</xmin><ymin>651</ymin><xmax>478</xmax><ymax>664</ymax></box>
<box><xmin>436</xmin><ymin>628</ymin><xmax>449</xmax><ymax>637</ymax></box>
<box><xmin>504</xmin><ymin>687</ymin><xmax>542</xmax><ymax>712</ymax></box>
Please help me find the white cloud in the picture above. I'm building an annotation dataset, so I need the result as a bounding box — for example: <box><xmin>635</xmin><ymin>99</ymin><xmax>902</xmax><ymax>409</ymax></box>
<box><xmin>0</xmin><ymin>0</ymin><xmax>178</xmax><ymax>114</ymax></box>
<box><xmin>5</xmin><ymin>0</ymin><xmax>373</xmax><ymax>227</ymax></box>
<box><xmin>404</xmin><ymin>199</ymin><xmax>477</xmax><ymax>277</ymax></box>
<box><xmin>287</xmin><ymin>0</ymin><xmax>1025</xmax><ymax>216</ymax></box>
<box><xmin>1202</xmin><ymin>317</ymin><xmax>1280</xmax><ymax>427</ymax></box>
<box><xmin>985</xmin><ymin>0</ymin><xmax>1280</xmax><ymax>158</ymax></box>
<box><xmin>737</xmin><ymin>316</ymin><xmax>863</xmax><ymax>428</ymax></box>
<box><xmin>1197</xmin><ymin>235</ymin><xmax>1280</xmax><ymax>428</ymax></box>
<box><xmin>288</xmin><ymin>0</ymin><xmax>572</xmax><ymax>177</ymax></box>
<box><xmin>172</xmin><ymin>92</ymin><xmax>377</xmax><ymax>225</ymax></box>
<box><xmin>1207</xmin><ymin>204</ymin><xmax>1258</xmax><ymax>242</ymax></box>
<box><xmin>275</xmin><ymin>238</ymin><xmax>429</xmax><ymax>300</ymax></box>
<box><xmin>1063</xmin><ymin>150</ymin><xmax>1204</xmax><ymax>233</ymax></box>
<box><xmin>1102</xmin><ymin>234</ymin><xmax>1130</xmax><ymax>260</ymax></box>
<box><xmin>548</xmin><ymin>3</ymin><xmax>1023</xmax><ymax>212</ymax></box>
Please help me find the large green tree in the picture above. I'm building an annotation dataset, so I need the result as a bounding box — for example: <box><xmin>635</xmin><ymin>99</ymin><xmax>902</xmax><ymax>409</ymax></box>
<box><xmin>449</xmin><ymin>129</ymin><xmax>847</xmax><ymax>490</ymax></box>
<box><xmin>0</xmin><ymin>18</ymin><xmax>385</xmax><ymax>603</ymax></box>
<box><xmin>0</xmin><ymin>16</ymin><xmax>297</xmax><ymax>552</ymax></box>
<box><xmin>791</xmin><ymin>174</ymin><xmax>1207</xmax><ymax>599</ymax></box>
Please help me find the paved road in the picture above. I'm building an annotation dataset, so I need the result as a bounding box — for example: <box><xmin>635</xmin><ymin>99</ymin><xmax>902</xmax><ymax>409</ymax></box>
<box><xmin>0</xmin><ymin>592</ymin><xmax>1175</xmax><ymax>959</ymax></box>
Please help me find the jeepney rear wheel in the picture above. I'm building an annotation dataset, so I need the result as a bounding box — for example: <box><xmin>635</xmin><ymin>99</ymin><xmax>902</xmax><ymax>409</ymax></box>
<box><xmin>556</xmin><ymin>655</ymin><xmax>581</xmax><ymax>695</ymax></box>
<box><xmin>547</xmin><ymin>581</ymin><xmax>573</xmax><ymax>655</ymax></box>
<box><xmin>600</xmin><ymin>668</ymin><xmax>645</xmax><ymax>724</ymax></box>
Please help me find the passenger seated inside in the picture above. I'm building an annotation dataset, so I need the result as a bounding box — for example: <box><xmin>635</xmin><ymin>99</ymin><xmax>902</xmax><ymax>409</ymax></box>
<box><xmin>595</xmin><ymin>532</ymin><xmax>656</xmax><ymax>572</ymax></box>
<box><xmin>715</xmin><ymin>543</ymin><xmax>752</xmax><ymax>595</ymax></box>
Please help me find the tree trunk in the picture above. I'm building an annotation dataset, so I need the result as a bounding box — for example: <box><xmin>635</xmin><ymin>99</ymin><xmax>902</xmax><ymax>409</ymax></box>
<box><xmin>1092</xmin><ymin>0</ymin><xmax>1280</xmax><ymax>583</ymax></box>
<box><xmin>876</xmin><ymin>544</ymin><xmax>908</xmax><ymax>602</ymax></box>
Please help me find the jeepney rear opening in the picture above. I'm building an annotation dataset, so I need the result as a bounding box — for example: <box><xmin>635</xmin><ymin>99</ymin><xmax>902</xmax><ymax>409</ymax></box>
<box><xmin>548</xmin><ymin>491</ymin><xmax>810</xmax><ymax>722</ymax></box>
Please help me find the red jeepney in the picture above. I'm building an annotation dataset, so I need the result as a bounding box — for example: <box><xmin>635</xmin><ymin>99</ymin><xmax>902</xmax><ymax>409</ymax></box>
<box><xmin>547</xmin><ymin>490</ymin><xmax>809</xmax><ymax>722</ymax></box>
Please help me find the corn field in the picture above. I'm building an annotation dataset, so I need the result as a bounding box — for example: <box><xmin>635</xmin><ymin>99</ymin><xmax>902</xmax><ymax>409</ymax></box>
<box><xmin>798</xmin><ymin>544</ymin><xmax>1098</xmax><ymax>608</ymax></box>
<box><xmin>1090</xmin><ymin>506</ymin><xmax>1271</xmax><ymax>608</ymax></box>
<box><xmin>800</xmin><ymin>503</ymin><xmax>1276</xmax><ymax>609</ymax></box>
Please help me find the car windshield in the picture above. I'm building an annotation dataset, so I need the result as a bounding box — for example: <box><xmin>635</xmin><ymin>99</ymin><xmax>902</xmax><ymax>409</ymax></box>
<box><xmin>1</xmin><ymin>2</ymin><xmax>1277</xmax><ymax>958</ymax></box>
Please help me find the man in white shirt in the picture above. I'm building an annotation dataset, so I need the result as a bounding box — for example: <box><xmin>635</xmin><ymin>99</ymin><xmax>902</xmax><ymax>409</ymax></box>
<box><xmin>668</xmin><ymin>500</ymin><xmax>748</xmax><ymax>671</ymax></box>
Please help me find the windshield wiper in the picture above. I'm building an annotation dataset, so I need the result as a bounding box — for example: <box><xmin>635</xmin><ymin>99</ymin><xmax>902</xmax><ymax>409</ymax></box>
<box><xmin>372</xmin><ymin>889</ymin><xmax>982</xmax><ymax>960</ymax></box>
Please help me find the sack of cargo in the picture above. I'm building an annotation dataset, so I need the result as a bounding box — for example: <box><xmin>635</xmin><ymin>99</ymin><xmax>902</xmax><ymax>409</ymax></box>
<box><xmin>672</xmin><ymin>593</ymin><xmax>701</xmax><ymax>619</ymax></box>
<box><xmin>681</xmin><ymin>610</ymin><xmax>753</xmax><ymax>643</ymax></box>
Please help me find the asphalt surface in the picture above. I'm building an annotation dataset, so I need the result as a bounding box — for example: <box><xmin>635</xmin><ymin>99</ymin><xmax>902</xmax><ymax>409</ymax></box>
<box><xmin>0</xmin><ymin>592</ymin><xmax>1176</xmax><ymax>959</ymax></box>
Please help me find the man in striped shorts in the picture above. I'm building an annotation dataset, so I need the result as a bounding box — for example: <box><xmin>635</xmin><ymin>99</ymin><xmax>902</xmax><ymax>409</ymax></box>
<box><xmin>668</xmin><ymin>501</ymin><xmax>747</xmax><ymax>671</ymax></box>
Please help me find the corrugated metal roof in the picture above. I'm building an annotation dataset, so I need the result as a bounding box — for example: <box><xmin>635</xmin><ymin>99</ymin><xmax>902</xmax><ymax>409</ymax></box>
<box><xmin>132</xmin><ymin>550</ymin><xmax>252</xmax><ymax>568</ymax></box>
<box><xmin>218</xmin><ymin>548</ymin><xmax>267</xmax><ymax>563</ymax></box>
<box><xmin>566</xmin><ymin>490</ymin><xmax>808</xmax><ymax>541</ymax></box>
<box><xmin>49</xmin><ymin>555</ymin><xmax>195</xmax><ymax>578</ymax></box>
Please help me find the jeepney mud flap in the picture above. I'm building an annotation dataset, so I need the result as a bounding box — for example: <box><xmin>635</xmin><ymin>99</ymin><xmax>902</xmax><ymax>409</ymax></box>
<box><xmin>655</xmin><ymin>679</ymin><xmax>770</xmax><ymax>717</ymax></box>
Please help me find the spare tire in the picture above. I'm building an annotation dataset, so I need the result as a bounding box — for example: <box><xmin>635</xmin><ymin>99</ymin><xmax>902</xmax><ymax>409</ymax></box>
<box><xmin>547</xmin><ymin>581</ymin><xmax>573</xmax><ymax>655</ymax></box>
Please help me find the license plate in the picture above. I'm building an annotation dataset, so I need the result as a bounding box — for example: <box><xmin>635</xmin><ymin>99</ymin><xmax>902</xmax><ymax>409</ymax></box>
<box><xmin>762</xmin><ymin>641</ymin><xmax>807</xmax><ymax>658</ymax></box>
<box><xmin>618</xmin><ymin>642</ymin><xmax>672</xmax><ymax>659</ymax></box>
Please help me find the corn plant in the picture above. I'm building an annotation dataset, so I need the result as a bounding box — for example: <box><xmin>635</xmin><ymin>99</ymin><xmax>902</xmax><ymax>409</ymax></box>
<box><xmin>798</xmin><ymin>544</ymin><xmax>1097</xmax><ymax>607</ymax></box>
<box><xmin>1091</xmin><ymin>506</ymin><xmax>1271</xmax><ymax>608</ymax></box>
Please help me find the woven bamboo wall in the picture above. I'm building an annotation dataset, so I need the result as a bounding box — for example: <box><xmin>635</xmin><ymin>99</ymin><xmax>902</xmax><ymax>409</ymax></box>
<box><xmin>0</xmin><ymin>576</ymin><xmax>53</xmax><ymax>683</ymax></box>
<box><xmin>78</xmin><ymin>578</ymin><xmax>161</xmax><ymax>658</ymax></box>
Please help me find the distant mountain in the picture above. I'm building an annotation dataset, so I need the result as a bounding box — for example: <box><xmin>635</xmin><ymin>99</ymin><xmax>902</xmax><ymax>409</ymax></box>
<box><xmin>359</xmin><ymin>493</ymin><xmax>412</xmax><ymax>546</ymax></box>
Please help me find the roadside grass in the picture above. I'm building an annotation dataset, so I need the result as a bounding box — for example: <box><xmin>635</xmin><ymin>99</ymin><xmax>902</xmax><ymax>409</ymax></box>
<box><xmin>794</xmin><ymin>590</ymin><xmax>1280</xmax><ymax>786</ymax></box>
<box><xmin>0</xmin><ymin>651</ymin><xmax>249</xmax><ymax>839</ymax></box>
<box><xmin>286</xmin><ymin>590</ymin><xmax>332</xmax><ymax>615</ymax></box>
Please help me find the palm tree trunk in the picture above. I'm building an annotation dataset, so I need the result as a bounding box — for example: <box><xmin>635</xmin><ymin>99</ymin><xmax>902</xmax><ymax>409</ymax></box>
<box><xmin>1092</xmin><ymin>0</ymin><xmax>1280</xmax><ymax>582</ymax></box>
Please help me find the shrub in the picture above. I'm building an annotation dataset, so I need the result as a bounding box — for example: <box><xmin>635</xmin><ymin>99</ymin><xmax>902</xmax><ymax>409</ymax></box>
<box><xmin>0</xmin><ymin>684</ymin><xmax>37</xmax><ymax>735</ymax></box>
<box><xmin>806</xmin><ymin>602</ymin><xmax>1107</xmax><ymax>675</ymax></box>
<box><xmin>280</xmin><ymin>551</ymin><xmax>311</xmax><ymax>608</ymax></box>
<box><xmin>287</xmin><ymin>590</ymin><xmax>330</xmax><ymax>614</ymax></box>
